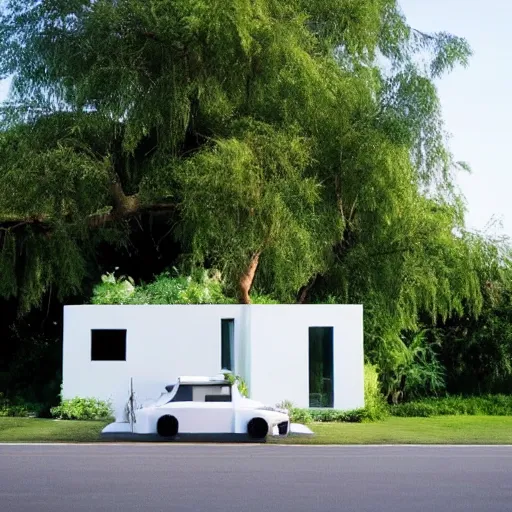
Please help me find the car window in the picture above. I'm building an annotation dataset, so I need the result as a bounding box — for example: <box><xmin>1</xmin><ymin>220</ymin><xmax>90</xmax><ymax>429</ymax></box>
<box><xmin>168</xmin><ymin>384</ymin><xmax>232</xmax><ymax>403</ymax></box>
<box><xmin>192</xmin><ymin>385</ymin><xmax>231</xmax><ymax>402</ymax></box>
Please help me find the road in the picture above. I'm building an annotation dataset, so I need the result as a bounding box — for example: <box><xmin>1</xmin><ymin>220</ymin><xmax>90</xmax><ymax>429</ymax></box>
<box><xmin>1</xmin><ymin>444</ymin><xmax>512</xmax><ymax>512</ymax></box>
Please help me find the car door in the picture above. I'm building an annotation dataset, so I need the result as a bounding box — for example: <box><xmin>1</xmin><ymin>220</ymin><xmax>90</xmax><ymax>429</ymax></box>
<box><xmin>174</xmin><ymin>385</ymin><xmax>234</xmax><ymax>433</ymax></box>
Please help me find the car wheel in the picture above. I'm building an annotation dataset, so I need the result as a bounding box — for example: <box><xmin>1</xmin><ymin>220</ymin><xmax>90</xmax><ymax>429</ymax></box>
<box><xmin>247</xmin><ymin>417</ymin><xmax>268</xmax><ymax>440</ymax></box>
<box><xmin>157</xmin><ymin>415</ymin><xmax>179</xmax><ymax>438</ymax></box>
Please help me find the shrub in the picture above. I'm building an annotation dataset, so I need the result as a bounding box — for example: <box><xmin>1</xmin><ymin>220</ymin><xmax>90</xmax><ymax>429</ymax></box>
<box><xmin>91</xmin><ymin>268</ymin><xmax>236</xmax><ymax>305</ymax></box>
<box><xmin>0</xmin><ymin>405</ymin><xmax>30</xmax><ymax>417</ymax></box>
<box><xmin>289</xmin><ymin>408</ymin><xmax>313</xmax><ymax>424</ymax></box>
<box><xmin>275</xmin><ymin>400</ymin><xmax>313</xmax><ymax>424</ymax></box>
<box><xmin>90</xmin><ymin>272</ymin><xmax>136</xmax><ymax>305</ymax></box>
<box><xmin>0</xmin><ymin>393</ymin><xmax>39</xmax><ymax>417</ymax></box>
<box><xmin>140</xmin><ymin>269</ymin><xmax>234</xmax><ymax>305</ymax></box>
<box><xmin>50</xmin><ymin>397</ymin><xmax>114</xmax><ymax>421</ymax></box>
<box><xmin>91</xmin><ymin>268</ymin><xmax>280</xmax><ymax>306</ymax></box>
<box><xmin>363</xmin><ymin>363</ymin><xmax>388</xmax><ymax>420</ymax></box>
<box><xmin>275</xmin><ymin>400</ymin><xmax>365</xmax><ymax>424</ymax></box>
<box><xmin>309</xmin><ymin>408</ymin><xmax>366</xmax><ymax>423</ymax></box>
<box><xmin>389</xmin><ymin>394</ymin><xmax>512</xmax><ymax>417</ymax></box>
<box><xmin>374</xmin><ymin>329</ymin><xmax>446</xmax><ymax>403</ymax></box>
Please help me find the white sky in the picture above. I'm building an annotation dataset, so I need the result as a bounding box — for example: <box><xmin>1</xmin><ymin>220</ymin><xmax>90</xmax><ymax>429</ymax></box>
<box><xmin>1</xmin><ymin>1</ymin><xmax>509</xmax><ymax>236</ymax></box>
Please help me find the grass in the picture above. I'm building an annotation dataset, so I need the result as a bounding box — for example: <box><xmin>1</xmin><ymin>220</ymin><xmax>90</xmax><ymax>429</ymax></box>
<box><xmin>271</xmin><ymin>416</ymin><xmax>512</xmax><ymax>445</ymax></box>
<box><xmin>0</xmin><ymin>418</ymin><xmax>109</xmax><ymax>442</ymax></box>
<box><xmin>3</xmin><ymin>416</ymin><xmax>512</xmax><ymax>444</ymax></box>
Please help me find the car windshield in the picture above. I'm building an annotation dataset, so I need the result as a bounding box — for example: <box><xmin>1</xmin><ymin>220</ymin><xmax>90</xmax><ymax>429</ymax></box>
<box><xmin>154</xmin><ymin>392</ymin><xmax>175</xmax><ymax>407</ymax></box>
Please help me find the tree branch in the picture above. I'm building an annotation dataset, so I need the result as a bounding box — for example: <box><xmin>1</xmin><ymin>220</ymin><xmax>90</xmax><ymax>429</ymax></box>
<box><xmin>412</xmin><ymin>28</ymin><xmax>436</xmax><ymax>42</ymax></box>
<box><xmin>0</xmin><ymin>181</ymin><xmax>176</xmax><ymax>233</ymax></box>
<box><xmin>0</xmin><ymin>216</ymin><xmax>52</xmax><ymax>234</ymax></box>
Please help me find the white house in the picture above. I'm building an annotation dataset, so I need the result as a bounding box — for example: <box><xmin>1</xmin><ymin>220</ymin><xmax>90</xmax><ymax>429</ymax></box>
<box><xmin>62</xmin><ymin>304</ymin><xmax>364</xmax><ymax>420</ymax></box>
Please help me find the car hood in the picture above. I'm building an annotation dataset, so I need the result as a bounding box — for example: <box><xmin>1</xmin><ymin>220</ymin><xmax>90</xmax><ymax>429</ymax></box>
<box><xmin>238</xmin><ymin>397</ymin><xmax>287</xmax><ymax>415</ymax></box>
<box><xmin>238</xmin><ymin>397</ymin><xmax>266</xmax><ymax>409</ymax></box>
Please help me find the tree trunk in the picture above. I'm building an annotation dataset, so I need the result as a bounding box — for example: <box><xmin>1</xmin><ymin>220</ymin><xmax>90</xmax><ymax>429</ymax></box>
<box><xmin>238</xmin><ymin>251</ymin><xmax>261</xmax><ymax>305</ymax></box>
<box><xmin>297</xmin><ymin>275</ymin><xmax>318</xmax><ymax>304</ymax></box>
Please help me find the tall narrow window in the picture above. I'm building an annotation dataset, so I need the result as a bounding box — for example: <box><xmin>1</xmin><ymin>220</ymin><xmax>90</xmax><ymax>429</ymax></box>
<box><xmin>91</xmin><ymin>329</ymin><xmax>127</xmax><ymax>361</ymax></box>
<box><xmin>309</xmin><ymin>327</ymin><xmax>334</xmax><ymax>408</ymax></box>
<box><xmin>221</xmin><ymin>319</ymin><xmax>235</xmax><ymax>371</ymax></box>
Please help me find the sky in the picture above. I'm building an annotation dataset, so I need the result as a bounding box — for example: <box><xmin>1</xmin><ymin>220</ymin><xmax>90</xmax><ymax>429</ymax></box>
<box><xmin>0</xmin><ymin>1</ymin><xmax>510</xmax><ymax>237</ymax></box>
<box><xmin>400</xmin><ymin>0</ymin><xmax>511</xmax><ymax>238</ymax></box>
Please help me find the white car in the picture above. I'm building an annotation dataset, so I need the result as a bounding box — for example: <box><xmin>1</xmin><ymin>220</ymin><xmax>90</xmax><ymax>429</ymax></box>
<box><xmin>102</xmin><ymin>374</ymin><xmax>312</xmax><ymax>441</ymax></box>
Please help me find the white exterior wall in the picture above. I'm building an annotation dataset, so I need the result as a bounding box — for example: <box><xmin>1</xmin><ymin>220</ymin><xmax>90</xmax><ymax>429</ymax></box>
<box><xmin>248</xmin><ymin>305</ymin><xmax>364</xmax><ymax>410</ymax></box>
<box><xmin>62</xmin><ymin>304</ymin><xmax>364</xmax><ymax>420</ymax></box>
<box><xmin>63</xmin><ymin>305</ymin><xmax>246</xmax><ymax>420</ymax></box>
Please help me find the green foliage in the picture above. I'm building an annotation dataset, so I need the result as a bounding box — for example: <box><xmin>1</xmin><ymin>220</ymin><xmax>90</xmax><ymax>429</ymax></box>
<box><xmin>90</xmin><ymin>272</ymin><xmax>136</xmax><ymax>305</ymax></box>
<box><xmin>50</xmin><ymin>397</ymin><xmax>114</xmax><ymax>421</ymax></box>
<box><xmin>389</xmin><ymin>395</ymin><xmax>512</xmax><ymax>418</ymax></box>
<box><xmin>0</xmin><ymin>391</ymin><xmax>49</xmax><ymax>418</ymax></box>
<box><xmin>361</xmin><ymin>233</ymin><xmax>512</xmax><ymax>399</ymax></box>
<box><xmin>0</xmin><ymin>0</ymin><xmax>508</xmax><ymax>401</ymax></box>
<box><xmin>309</xmin><ymin>408</ymin><xmax>367</xmax><ymax>423</ymax></box>
<box><xmin>0</xmin><ymin>114</ymin><xmax>117</xmax><ymax>313</ymax></box>
<box><xmin>0</xmin><ymin>0</ymin><xmax>483</xmax><ymax>311</ymax></box>
<box><xmin>363</xmin><ymin>363</ymin><xmax>388</xmax><ymax>420</ymax></box>
<box><xmin>283</xmin><ymin>394</ymin><xmax>512</xmax><ymax>423</ymax></box>
<box><xmin>222</xmin><ymin>372</ymin><xmax>249</xmax><ymax>398</ymax></box>
<box><xmin>0</xmin><ymin>405</ymin><xmax>30</xmax><ymax>418</ymax></box>
<box><xmin>92</xmin><ymin>268</ymin><xmax>236</xmax><ymax>305</ymax></box>
<box><xmin>0</xmin><ymin>329</ymin><xmax>62</xmax><ymax>417</ymax></box>
<box><xmin>275</xmin><ymin>401</ymin><xmax>365</xmax><ymax>424</ymax></box>
<box><xmin>250</xmin><ymin>294</ymin><xmax>280</xmax><ymax>305</ymax></box>
<box><xmin>91</xmin><ymin>267</ymin><xmax>280</xmax><ymax>307</ymax></box>
<box><xmin>289</xmin><ymin>408</ymin><xmax>314</xmax><ymax>425</ymax></box>
<box><xmin>172</xmin><ymin>121</ymin><xmax>337</xmax><ymax>300</ymax></box>
<box><xmin>401</xmin><ymin>333</ymin><xmax>446</xmax><ymax>399</ymax></box>
<box><xmin>376</xmin><ymin>329</ymin><xmax>446</xmax><ymax>403</ymax></box>
<box><xmin>275</xmin><ymin>400</ymin><xmax>314</xmax><ymax>424</ymax></box>
<box><xmin>0</xmin><ymin>393</ymin><xmax>30</xmax><ymax>417</ymax></box>
<box><xmin>435</xmin><ymin>270</ymin><xmax>512</xmax><ymax>395</ymax></box>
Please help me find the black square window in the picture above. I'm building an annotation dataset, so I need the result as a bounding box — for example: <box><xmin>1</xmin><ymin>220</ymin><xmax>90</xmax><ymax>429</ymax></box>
<box><xmin>91</xmin><ymin>329</ymin><xmax>127</xmax><ymax>361</ymax></box>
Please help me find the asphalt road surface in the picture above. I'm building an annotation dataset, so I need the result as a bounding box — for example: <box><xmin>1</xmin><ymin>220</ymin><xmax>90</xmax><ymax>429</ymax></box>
<box><xmin>1</xmin><ymin>444</ymin><xmax>512</xmax><ymax>512</ymax></box>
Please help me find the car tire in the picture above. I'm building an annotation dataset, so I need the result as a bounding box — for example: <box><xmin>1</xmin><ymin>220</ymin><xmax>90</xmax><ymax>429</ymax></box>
<box><xmin>247</xmin><ymin>417</ymin><xmax>268</xmax><ymax>440</ymax></box>
<box><xmin>157</xmin><ymin>415</ymin><xmax>179</xmax><ymax>438</ymax></box>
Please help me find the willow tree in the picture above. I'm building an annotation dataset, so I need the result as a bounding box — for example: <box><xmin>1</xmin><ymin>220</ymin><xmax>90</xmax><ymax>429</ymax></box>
<box><xmin>0</xmin><ymin>0</ymin><xmax>494</xmax><ymax>344</ymax></box>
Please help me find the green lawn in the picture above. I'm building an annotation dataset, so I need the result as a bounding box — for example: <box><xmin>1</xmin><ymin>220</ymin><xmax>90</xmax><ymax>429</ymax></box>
<box><xmin>2</xmin><ymin>416</ymin><xmax>512</xmax><ymax>444</ymax></box>
<box><xmin>271</xmin><ymin>416</ymin><xmax>512</xmax><ymax>445</ymax></box>
<box><xmin>0</xmin><ymin>418</ymin><xmax>109</xmax><ymax>442</ymax></box>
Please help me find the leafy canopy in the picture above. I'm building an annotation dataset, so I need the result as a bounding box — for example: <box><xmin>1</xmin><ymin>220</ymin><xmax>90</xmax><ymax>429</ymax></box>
<box><xmin>0</xmin><ymin>0</ymin><xmax>507</xmax><ymax>383</ymax></box>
